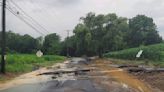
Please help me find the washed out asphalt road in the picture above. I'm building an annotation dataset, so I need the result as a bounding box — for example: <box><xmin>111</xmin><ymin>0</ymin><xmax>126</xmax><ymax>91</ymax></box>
<box><xmin>0</xmin><ymin>58</ymin><xmax>154</xmax><ymax>92</ymax></box>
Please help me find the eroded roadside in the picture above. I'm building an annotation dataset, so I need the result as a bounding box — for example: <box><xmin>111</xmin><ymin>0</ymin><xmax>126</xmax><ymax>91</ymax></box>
<box><xmin>129</xmin><ymin>68</ymin><xmax>164</xmax><ymax>92</ymax></box>
<box><xmin>0</xmin><ymin>58</ymin><xmax>161</xmax><ymax>92</ymax></box>
<box><xmin>106</xmin><ymin>58</ymin><xmax>164</xmax><ymax>92</ymax></box>
<box><xmin>0</xmin><ymin>63</ymin><xmax>61</xmax><ymax>90</ymax></box>
<box><xmin>91</xmin><ymin>59</ymin><xmax>156</xmax><ymax>92</ymax></box>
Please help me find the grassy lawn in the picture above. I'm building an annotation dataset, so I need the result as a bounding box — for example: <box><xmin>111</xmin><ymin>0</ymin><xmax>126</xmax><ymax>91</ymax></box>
<box><xmin>0</xmin><ymin>54</ymin><xmax>65</xmax><ymax>81</ymax></box>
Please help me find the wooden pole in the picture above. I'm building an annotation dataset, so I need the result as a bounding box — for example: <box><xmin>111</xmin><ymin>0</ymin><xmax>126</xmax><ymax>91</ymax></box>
<box><xmin>1</xmin><ymin>0</ymin><xmax>6</xmax><ymax>74</ymax></box>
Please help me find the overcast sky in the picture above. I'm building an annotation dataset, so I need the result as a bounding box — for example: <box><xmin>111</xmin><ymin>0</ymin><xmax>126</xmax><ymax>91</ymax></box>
<box><xmin>2</xmin><ymin>0</ymin><xmax>164</xmax><ymax>39</ymax></box>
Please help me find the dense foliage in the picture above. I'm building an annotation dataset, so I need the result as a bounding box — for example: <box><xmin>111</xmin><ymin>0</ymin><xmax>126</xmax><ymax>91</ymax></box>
<box><xmin>0</xmin><ymin>12</ymin><xmax>163</xmax><ymax>56</ymax></box>
<box><xmin>61</xmin><ymin>13</ymin><xmax>162</xmax><ymax>57</ymax></box>
<box><xmin>0</xmin><ymin>31</ymin><xmax>39</xmax><ymax>53</ymax></box>
<box><xmin>42</xmin><ymin>33</ymin><xmax>61</xmax><ymax>55</ymax></box>
<box><xmin>0</xmin><ymin>31</ymin><xmax>61</xmax><ymax>55</ymax></box>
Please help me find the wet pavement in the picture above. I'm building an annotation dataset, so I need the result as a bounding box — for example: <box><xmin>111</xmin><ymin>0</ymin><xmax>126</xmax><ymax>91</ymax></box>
<box><xmin>0</xmin><ymin>58</ymin><xmax>155</xmax><ymax>92</ymax></box>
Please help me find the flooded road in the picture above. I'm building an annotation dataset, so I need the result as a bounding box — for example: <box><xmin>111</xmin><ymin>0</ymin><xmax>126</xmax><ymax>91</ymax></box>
<box><xmin>0</xmin><ymin>83</ymin><xmax>43</xmax><ymax>92</ymax></box>
<box><xmin>0</xmin><ymin>58</ymin><xmax>157</xmax><ymax>92</ymax></box>
<box><xmin>1</xmin><ymin>80</ymin><xmax>106</xmax><ymax>92</ymax></box>
<box><xmin>92</xmin><ymin>59</ymin><xmax>153</xmax><ymax>92</ymax></box>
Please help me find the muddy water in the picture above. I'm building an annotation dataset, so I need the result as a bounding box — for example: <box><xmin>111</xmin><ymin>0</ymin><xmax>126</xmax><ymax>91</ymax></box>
<box><xmin>93</xmin><ymin>59</ymin><xmax>153</xmax><ymax>92</ymax></box>
<box><xmin>0</xmin><ymin>83</ymin><xmax>43</xmax><ymax>92</ymax></box>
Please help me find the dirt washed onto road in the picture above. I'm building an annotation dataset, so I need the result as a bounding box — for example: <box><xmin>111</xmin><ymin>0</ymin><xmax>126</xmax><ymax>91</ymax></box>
<box><xmin>132</xmin><ymin>71</ymin><xmax>164</xmax><ymax>91</ymax></box>
<box><xmin>0</xmin><ymin>63</ymin><xmax>61</xmax><ymax>90</ymax></box>
<box><xmin>0</xmin><ymin>58</ymin><xmax>160</xmax><ymax>92</ymax></box>
<box><xmin>91</xmin><ymin>59</ymin><xmax>163</xmax><ymax>92</ymax></box>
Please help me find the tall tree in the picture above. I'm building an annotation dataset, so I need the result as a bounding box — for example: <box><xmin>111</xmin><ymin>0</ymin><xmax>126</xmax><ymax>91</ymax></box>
<box><xmin>127</xmin><ymin>15</ymin><xmax>162</xmax><ymax>47</ymax></box>
<box><xmin>73</xmin><ymin>24</ymin><xmax>90</xmax><ymax>56</ymax></box>
<box><xmin>60</xmin><ymin>36</ymin><xmax>77</xmax><ymax>56</ymax></box>
<box><xmin>43</xmin><ymin>33</ymin><xmax>61</xmax><ymax>55</ymax></box>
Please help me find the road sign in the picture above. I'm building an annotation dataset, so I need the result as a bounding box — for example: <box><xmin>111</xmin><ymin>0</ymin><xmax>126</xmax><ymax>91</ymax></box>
<box><xmin>36</xmin><ymin>50</ymin><xmax>43</xmax><ymax>57</ymax></box>
<box><xmin>136</xmin><ymin>50</ymin><xmax>143</xmax><ymax>58</ymax></box>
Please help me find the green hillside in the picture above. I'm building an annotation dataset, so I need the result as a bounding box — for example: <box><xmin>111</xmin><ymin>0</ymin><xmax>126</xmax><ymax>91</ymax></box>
<box><xmin>104</xmin><ymin>43</ymin><xmax>164</xmax><ymax>61</ymax></box>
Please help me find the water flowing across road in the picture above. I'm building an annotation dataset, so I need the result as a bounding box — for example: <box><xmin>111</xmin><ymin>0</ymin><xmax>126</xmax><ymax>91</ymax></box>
<box><xmin>0</xmin><ymin>58</ymin><xmax>156</xmax><ymax>92</ymax></box>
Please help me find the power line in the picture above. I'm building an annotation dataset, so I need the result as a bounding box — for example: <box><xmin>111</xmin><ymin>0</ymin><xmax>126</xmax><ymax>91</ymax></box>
<box><xmin>0</xmin><ymin>1</ymin><xmax>46</xmax><ymax>35</ymax></box>
<box><xmin>6</xmin><ymin>7</ymin><xmax>45</xmax><ymax>36</ymax></box>
<box><xmin>8</xmin><ymin>0</ymin><xmax>50</xmax><ymax>34</ymax></box>
<box><xmin>7</xmin><ymin>0</ymin><xmax>50</xmax><ymax>34</ymax></box>
<box><xmin>28</xmin><ymin>0</ymin><xmax>58</xmax><ymax>23</ymax></box>
<box><xmin>1</xmin><ymin>1</ymin><xmax>50</xmax><ymax>36</ymax></box>
<box><xmin>22</xmin><ymin>0</ymin><xmax>58</xmax><ymax>31</ymax></box>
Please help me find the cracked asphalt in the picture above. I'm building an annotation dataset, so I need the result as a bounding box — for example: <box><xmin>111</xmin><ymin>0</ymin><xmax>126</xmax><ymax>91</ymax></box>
<box><xmin>0</xmin><ymin>58</ymin><xmax>152</xmax><ymax>92</ymax></box>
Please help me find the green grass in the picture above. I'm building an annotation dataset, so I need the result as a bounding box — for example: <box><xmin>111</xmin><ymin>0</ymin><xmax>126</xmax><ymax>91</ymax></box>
<box><xmin>104</xmin><ymin>43</ymin><xmax>164</xmax><ymax>67</ymax></box>
<box><xmin>0</xmin><ymin>54</ymin><xmax>65</xmax><ymax>73</ymax></box>
<box><xmin>107</xmin><ymin>58</ymin><xmax>164</xmax><ymax>67</ymax></box>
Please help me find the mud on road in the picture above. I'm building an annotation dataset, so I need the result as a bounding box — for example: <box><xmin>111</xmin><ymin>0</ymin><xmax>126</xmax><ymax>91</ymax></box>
<box><xmin>39</xmin><ymin>58</ymin><xmax>137</xmax><ymax>92</ymax></box>
<box><xmin>0</xmin><ymin>58</ymin><xmax>162</xmax><ymax>92</ymax></box>
<box><xmin>131</xmin><ymin>70</ymin><xmax>164</xmax><ymax>91</ymax></box>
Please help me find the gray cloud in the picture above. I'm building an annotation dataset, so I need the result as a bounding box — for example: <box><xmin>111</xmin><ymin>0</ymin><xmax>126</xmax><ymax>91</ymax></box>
<box><xmin>56</xmin><ymin>0</ymin><xmax>80</xmax><ymax>4</ymax></box>
<box><xmin>27</xmin><ymin>0</ymin><xmax>81</xmax><ymax>8</ymax></box>
<box><xmin>2</xmin><ymin>0</ymin><xmax>164</xmax><ymax>39</ymax></box>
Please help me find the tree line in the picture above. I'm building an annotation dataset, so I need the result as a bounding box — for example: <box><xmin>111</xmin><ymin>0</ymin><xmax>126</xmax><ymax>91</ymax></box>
<box><xmin>0</xmin><ymin>12</ymin><xmax>163</xmax><ymax>57</ymax></box>
<box><xmin>61</xmin><ymin>12</ymin><xmax>163</xmax><ymax>57</ymax></box>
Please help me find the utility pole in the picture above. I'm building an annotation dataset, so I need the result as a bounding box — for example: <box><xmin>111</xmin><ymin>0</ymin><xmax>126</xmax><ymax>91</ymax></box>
<box><xmin>66</xmin><ymin>30</ymin><xmax>70</xmax><ymax>57</ymax></box>
<box><xmin>1</xmin><ymin>0</ymin><xmax>6</xmax><ymax>74</ymax></box>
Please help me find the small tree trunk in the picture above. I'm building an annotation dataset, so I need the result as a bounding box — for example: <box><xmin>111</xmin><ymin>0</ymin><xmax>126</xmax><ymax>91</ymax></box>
<box><xmin>98</xmin><ymin>49</ymin><xmax>103</xmax><ymax>58</ymax></box>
